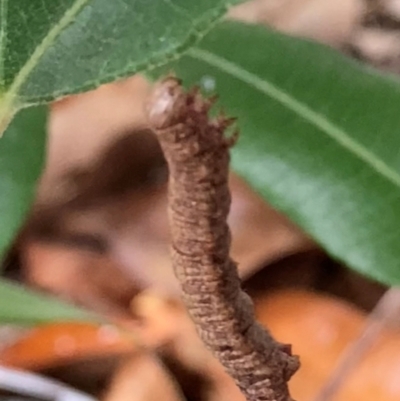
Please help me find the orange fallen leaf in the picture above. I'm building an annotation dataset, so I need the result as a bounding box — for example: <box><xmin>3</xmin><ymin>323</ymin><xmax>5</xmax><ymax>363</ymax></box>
<box><xmin>255</xmin><ymin>289</ymin><xmax>400</xmax><ymax>401</ymax></box>
<box><xmin>0</xmin><ymin>322</ymin><xmax>137</xmax><ymax>371</ymax></box>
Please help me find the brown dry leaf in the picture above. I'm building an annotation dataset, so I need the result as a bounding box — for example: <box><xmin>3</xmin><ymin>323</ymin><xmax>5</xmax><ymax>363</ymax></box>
<box><xmin>21</xmin><ymin>241</ymin><xmax>139</xmax><ymax>319</ymax></box>
<box><xmin>254</xmin><ymin>289</ymin><xmax>400</xmax><ymax>401</ymax></box>
<box><xmin>381</xmin><ymin>0</ymin><xmax>400</xmax><ymax>18</ymax></box>
<box><xmin>102</xmin><ymin>354</ymin><xmax>185</xmax><ymax>401</ymax></box>
<box><xmin>228</xmin><ymin>174</ymin><xmax>314</xmax><ymax>279</ymax></box>
<box><xmin>39</xmin><ymin>75</ymin><xmax>151</xmax><ymax>204</ymax></box>
<box><xmin>229</xmin><ymin>0</ymin><xmax>364</xmax><ymax>46</ymax></box>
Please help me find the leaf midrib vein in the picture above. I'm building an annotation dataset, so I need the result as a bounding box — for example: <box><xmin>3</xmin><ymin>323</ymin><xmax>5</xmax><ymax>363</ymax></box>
<box><xmin>5</xmin><ymin>0</ymin><xmax>89</xmax><ymax>104</ymax></box>
<box><xmin>0</xmin><ymin>0</ymin><xmax>7</xmax><ymax>86</ymax></box>
<box><xmin>187</xmin><ymin>47</ymin><xmax>400</xmax><ymax>189</ymax></box>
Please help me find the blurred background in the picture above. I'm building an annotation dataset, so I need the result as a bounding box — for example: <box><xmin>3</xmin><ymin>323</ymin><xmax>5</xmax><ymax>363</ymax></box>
<box><xmin>2</xmin><ymin>1</ymin><xmax>400</xmax><ymax>401</ymax></box>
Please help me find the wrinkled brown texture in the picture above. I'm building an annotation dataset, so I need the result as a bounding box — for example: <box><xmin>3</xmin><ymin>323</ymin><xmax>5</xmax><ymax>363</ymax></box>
<box><xmin>147</xmin><ymin>77</ymin><xmax>299</xmax><ymax>401</ymax></box>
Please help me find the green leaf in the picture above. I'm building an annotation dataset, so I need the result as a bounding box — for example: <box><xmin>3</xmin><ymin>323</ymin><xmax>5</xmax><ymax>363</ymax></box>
<box><xmin>0</xmin><ymin>106</ymin><xmax>46</xmax><ymax>258</ymax></box>
<box><xmin>0</xmin><ymin>279</ymin><xmax>99</xmax><ymax>324</ymax></box>
<box><xmin>153</xmin><ymin>21</ymin><xmax>400</xmax><ymax>285</ymax></box>
<box><xmin>0</xmin><ymin>0</ymin><xmax>242</xmax><ymax>126</ymax></box>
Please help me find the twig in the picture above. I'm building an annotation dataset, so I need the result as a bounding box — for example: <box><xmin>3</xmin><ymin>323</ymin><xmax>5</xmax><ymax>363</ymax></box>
<box><xmin>147</xmin><ymin>77</ymin><xmax>299</xmax><ymax>401</ymax></box>
<box><xmin>314</xmin><ymin>286</ymin><xmax>400</xmax><ymax>401</ymax></box>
